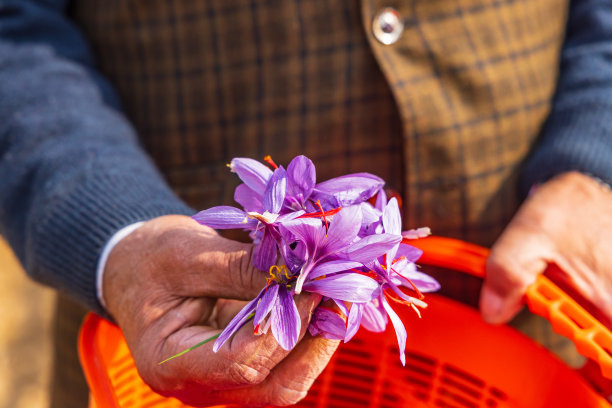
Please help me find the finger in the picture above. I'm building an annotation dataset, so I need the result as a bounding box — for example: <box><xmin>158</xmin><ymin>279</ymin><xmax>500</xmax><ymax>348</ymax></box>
<box><xmin>264</xmin><ymin>334</ymin><xmax>339</xmax><ymax>405</ymax></box>
<box><xmin>210</xmin><ymin>334</ymin><xmax>340</xmax><ymax>407</ymax></box>
<box><xmin>189</xmin><ymin>233</ymin><xmax>269</xmax><ymax>300</ymax></box>
<box><xmin>481</xmin><ymin>218</ymin><xmax>552</xmax><ymax>324</ymax></box>
<box><xmin>144</xmin><ymin>292</ymin><xmax>321</xmax><ymax>405</ymax></box>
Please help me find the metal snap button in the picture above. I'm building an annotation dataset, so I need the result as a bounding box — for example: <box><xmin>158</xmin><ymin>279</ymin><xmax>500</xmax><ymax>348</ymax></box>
<box><xmin>372</xmin><ymin>7</ymin><xmax>404</xmax><ymax>45</ymax></box>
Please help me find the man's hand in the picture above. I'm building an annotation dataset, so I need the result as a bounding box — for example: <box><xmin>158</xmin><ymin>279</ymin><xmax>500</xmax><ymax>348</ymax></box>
<box><xmin>481</xmin><ymin>171</ymin><xmax>612</xmax><ymax>327</ymax></box>
<box><xmin>103</xmin><ymin>215</ymin><xmax>339</xmax><ymax>407</ymax></box>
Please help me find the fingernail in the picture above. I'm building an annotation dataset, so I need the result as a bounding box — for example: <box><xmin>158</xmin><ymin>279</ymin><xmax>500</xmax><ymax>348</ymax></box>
<box><xmin>480</xmin><ymin>289</ymin><xmax>504</xmax><ymax>324</ymax></box>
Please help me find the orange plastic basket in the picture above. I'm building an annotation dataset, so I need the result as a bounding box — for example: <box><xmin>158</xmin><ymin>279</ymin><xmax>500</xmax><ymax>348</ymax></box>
<box><xmin>79</xmin><ymin>236</ymin><xmax>612</xmax><ymax>407</ymax></box>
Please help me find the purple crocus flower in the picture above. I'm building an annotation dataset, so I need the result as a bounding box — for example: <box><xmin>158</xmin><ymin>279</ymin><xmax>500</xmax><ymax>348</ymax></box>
<box><xmin>280</xmin><ymin>205</ymin><xmax>401</xmax><ymax>294</ymax></box>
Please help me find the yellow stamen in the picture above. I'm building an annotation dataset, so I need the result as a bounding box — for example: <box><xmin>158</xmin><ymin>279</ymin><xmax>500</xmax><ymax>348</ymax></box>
<box><xmin>267</xmin><ymin>265</ymin><xmax>291</xmax><ymax>284</ymax></box>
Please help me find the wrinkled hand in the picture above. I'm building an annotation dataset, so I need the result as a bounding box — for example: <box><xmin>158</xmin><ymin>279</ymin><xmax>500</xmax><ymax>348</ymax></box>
<box><xmin>481</xmin><ymin>172</ymin><xmax>612</xmax><ymax>327</ymax></box>
<box><xmin>104</xmin><ymin>215</ymin><xmax>339</xmax><ymax>407</ymax></box>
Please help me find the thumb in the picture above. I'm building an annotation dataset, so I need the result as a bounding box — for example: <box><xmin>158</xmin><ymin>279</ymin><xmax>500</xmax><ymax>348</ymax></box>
<box><xmin>480</xmin><ymin>228</ymin><xmax>549</xmax><ymax>324</ymax></box>
<box><xmin>197</xmin><ymin>235</ymin><xmax>269</xmax><ymax>300</ymax></box>
<box><xmin>136</xmin><ymin>215</ymin><xmax>268</xmax><ymax>300</ymax></box>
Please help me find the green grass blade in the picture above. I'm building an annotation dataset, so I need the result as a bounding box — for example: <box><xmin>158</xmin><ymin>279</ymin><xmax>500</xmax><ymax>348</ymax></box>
<box><xmin>158</xmin><ymin>333</ymin><xmax>221</xmax><ymax>365</ymax></box>
<box><xmin>158</xmin><ymin>312</ymin><xmax>256</xmax><ymax>365</ymax></box>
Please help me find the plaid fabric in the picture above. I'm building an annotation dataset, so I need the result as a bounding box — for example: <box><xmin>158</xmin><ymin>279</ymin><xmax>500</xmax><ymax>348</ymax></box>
<box><xmin>68</xmin><ymin>0</ymin><xmax>575</xmax><ymax>357</ymax></box>
<box><xmin>71</xmin><ymin>0</ymin><xmax>567</xmax><ymax>247</ymax></box>
<box><xmin>71</xmin><ymin>0</ymin><xmax>404</xmax><ymax>218</ymax></box>
<box><xmin>362</xmin><ymin>0</ymin><xmax>568</xmax><ymax>246</ymax></box>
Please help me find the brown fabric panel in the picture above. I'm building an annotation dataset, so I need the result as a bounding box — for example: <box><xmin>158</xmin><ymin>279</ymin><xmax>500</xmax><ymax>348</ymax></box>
<box><xmin>362</xmin><ymin>0</ymin><xmax>568</xmax><ymax>246</ymax></box>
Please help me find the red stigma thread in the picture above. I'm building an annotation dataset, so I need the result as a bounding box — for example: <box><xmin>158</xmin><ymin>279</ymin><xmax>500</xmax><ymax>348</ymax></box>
<box><xmin>390</xmin><ymin>266</ymin><xmax>424</xmax><ymax>300</ymax></box>
<box><xmin>298</xmin><ymin>203</ymin><xmax>342</xmax><ymax>234</ymax></box>
<box><xmin>264</xmin><ymin>155</ymin><xmax>278</xmax><ymax>169</ymax></box>
<box><xmin>316</xmin><ymin>200</ymin><xmax>329</xmax><ymax>233</ymax></box>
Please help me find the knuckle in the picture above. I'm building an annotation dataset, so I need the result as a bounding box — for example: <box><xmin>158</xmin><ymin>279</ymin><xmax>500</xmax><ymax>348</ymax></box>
<box><xmin>227</xmin><ymin>360</ymin><xmax>270</xmax><ymax>386</ymax></box>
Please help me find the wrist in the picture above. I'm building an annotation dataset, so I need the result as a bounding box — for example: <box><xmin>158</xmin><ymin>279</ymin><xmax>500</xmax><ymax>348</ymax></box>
<box><xmin>97</xmin><ymin>222</ymin><xmax>146</xmax><ymax>310</ymax></box>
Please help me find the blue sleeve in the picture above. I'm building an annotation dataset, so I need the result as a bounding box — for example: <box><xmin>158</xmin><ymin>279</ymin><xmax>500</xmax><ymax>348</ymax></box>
<box><xmin>522</xmin><ymin>0</ymin><xmax>612</xmax><ymax>190</ymax></box>
<box><xmin>0</xmin><ymin>0</ymin><xmax>193</xmax><ymax>315</ymax></box>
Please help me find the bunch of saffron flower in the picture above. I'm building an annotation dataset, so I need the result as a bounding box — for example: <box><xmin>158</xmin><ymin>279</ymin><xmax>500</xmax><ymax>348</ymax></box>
<box><xmin>193</xmin><ymin>155</ymin><xmax>439</xmax><ymax>365</ymax></box>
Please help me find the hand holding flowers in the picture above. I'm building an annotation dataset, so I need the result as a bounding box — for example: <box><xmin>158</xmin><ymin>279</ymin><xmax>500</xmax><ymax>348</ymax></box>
<box><xmin>102</xmin><ymin>155</ymin><xmax>439</xmax><ymax>407</ymax></box>
<box><xmin>103</xmin><ymin>215</ymin><xmax>339</xmax><ymax>406</ymax></box>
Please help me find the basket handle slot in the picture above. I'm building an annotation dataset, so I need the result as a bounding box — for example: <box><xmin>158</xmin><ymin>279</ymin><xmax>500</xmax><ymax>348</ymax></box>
<box><xmin>409</xmin><ymin>236</ymin><xmax>612</xmax><ymax>380</ymax></box>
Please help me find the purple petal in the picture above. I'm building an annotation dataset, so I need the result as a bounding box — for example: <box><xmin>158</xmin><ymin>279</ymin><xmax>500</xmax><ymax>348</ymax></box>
<box><xmin>294</xmin><ymin>260</ymin><xmax>315</xmax><ymax>295</ymax></box>
<box><xmin>309</xmin><ymin>308</ymin><xmax>346</xmax><ymax>340</ymax></box>
<box><xmin>229</xmin><ymin>158</ymin><xmax>273</xmax><ymax>195</ymax></box>
<box><xmin>382</xmin><ymin>298</ymin><xmax>407</xmax><ymax>366</ymax></box>
<box><xmin>359</xmin><ymin>202</ymin><xmax>382</xmax><ymax>237</ymax></box>
<box><xmin>395</xmin><ymin>243</ymin><xmax>423</xmax><ymax>263</ymax></box>
<box><xmin>302</xmin><ymin>273</ymin><xmax>379</xmax><ymax>303</ymax></box>
<box><xmin>345</xmin><ymin>233</ymin><xmax>402</xmax><ymax>264</ymax></box>
<box><xmin>263</xmin><ymin>167</ymin><xmax>287</xmax><ymax>214</ymax></box>
<box><xmin>280</xmin><ymin>217</ymin><xmax>324</xmax><ymax>254</ymax></box>
<box><xmin>333</xmin><ymin>299</ymin><xmax>349</xmax><ymax>316</ymax></box>
<box><xmin>382</xmin><ymin>198</ymin><xmax>402</xmax><ymax>265</ymax></box>
<box><xmin>374</xmin><ymin>188</ymin><xmax>387</xmax><ymax>210</ymax></box>
<box><xmin>276</xmin><ymin>210</ymin><xmax>305</xmax><ymax>223</ymax></box>
<box><xmin>392</xmin><ymin>266</ymin><xmax>441</xmax><ymax>293</ymax></box>
<box><xmin>382</xmin><ymin>197</ymin><xmax>402</xmax><ymax>236</ymax></box>
<box><xmin>213</xmin><ymin>293</ymin><xmax>262</xmax><ymax>352</ymax></box>
<box><xmin>287</xmin><ymin>155</ymin><xmax>316</xmax><ymax>205</ymax></box>
<box><xmin>324</xmin><ymin>205</ymin><xmax>363</xmax><ymax>255</ymax></box>
<box><xmin>312</xmin><ymin>173</ymin><xmax>384</xmax><ymax>207</ymax></box>
<box><xmin>254</xmin><ymin>284</ymin><xmax>279</xmax><ymax>326</ymax></box>
<box><xmin>308</xmin><ymin>260</ymin><xmax>363</xmax><ymax>280</ymax></box>
<box><xmin>252</xmin><ymin>229</ymin><xmax>278</xmax><ymax>271</ymax></box>
<box><xmin>271</xmin><ymin>286</ymin><xmax>301</xmax><ymax>351</ymax></box>
<box><xmin>345</xmin><ymin>303</ymin><xmax>363</xmax><ymax>342</ymax></box>
<box><xmin>384</xmin><ymin>278</ymin><xmax>428</xmax><ymax>308</ymax></box>
<box><xmin>192</xmin><ymin>206</ymin><xmax>255</xmax><ymax>229</ymax></box>
<box><xmin>234</xmin><ymin>184</ymin><xmax>263</xmax><ymax>213</ymax></box>
<box><xmin>361</xmin><ymin>299</ymin><xmax>388</xmax><ymax>333</ymax></box>
<box><xmin>278</xmin><ymin>237</ymin><xmax>307</xmax><ymax>274</ymax></box>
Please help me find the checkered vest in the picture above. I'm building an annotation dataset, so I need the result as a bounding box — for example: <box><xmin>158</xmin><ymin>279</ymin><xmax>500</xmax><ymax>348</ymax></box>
<box><xmin>71</xmin><ymin>0</ymin><xmax>567</xmax><ymax>247</ymax></box>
